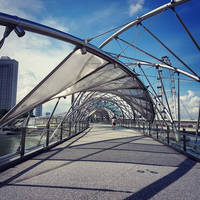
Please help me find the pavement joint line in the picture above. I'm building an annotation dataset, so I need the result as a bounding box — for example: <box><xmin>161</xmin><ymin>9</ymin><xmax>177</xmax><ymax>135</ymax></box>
<box><xmin>30</xmin><ymin>159</ymin><xmax>179</xmax><ymax>168</ymax></box>
<box><xmin>66</xmin><ymin>147</ymin><xmax>180</xmax><ymax>155</ymax></box>
<box><xmin>6</xmin><ymin>183</ymin><xmax>134</xmax><ymax>194</ymax></box>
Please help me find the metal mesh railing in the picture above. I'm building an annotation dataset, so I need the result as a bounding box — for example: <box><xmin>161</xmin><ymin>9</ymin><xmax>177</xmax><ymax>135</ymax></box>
<box><xmin>119</xmin><ymin>119</ymin><xmax>200</xmax><ymax>160</ymax></box>
<box><xmin>0</xmin><ymin>120</ymin><xmax>89</xmax><ymax>164</ymax></box>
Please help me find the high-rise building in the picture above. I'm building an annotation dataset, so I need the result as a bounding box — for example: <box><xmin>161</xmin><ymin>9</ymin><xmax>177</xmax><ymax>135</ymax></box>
<box><xmin>0</xmin><ymin>56</ymin><xmax>18</xmax><ymax>110</ymax></box>
<box><xmin>35</xmin><ymin>104</ymin><xmax>42</xmax><ymax>117</ymax></box>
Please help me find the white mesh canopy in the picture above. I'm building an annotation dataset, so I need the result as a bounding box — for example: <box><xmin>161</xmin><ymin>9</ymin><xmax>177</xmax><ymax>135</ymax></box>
<box><xmin>0</xmin><ymin>48</ymin><xmax>155</xmax><ymax>126</ymax></box>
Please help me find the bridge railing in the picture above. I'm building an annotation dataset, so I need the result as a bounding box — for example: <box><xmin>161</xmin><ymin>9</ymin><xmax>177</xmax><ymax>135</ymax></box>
<box><xmin>0</xmin><ymin>120</ymin><xmax>89</xmax><ymax>170</ymax></box>
<box><xmin>119</xmin><ymin>119</ymin><xmax>200</xmax><ymax>160</ymax></box>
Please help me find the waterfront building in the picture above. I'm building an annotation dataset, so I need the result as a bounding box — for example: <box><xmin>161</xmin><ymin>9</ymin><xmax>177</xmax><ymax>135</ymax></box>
<box><xmin>46</xmin><ymin>112</ymin><xmax>50</xmax><ymax>116</ymax></box>
<box><xmin>35</xmin><ymin>104</ymin><xmax>42</xmax><ymax>117</ymax></box>
<box><xmin>0</xmin><ymin>56</ymin><xmax>18</xmax><ymax>111</ymax></box>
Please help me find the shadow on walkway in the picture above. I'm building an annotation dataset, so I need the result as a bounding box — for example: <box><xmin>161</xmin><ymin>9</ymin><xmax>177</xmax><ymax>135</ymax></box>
<box><xmin>125</xmin><ymin>158</ymin><xmax>195</xmax><ymax>200</ymax></box>
<box><xmin>0</xmin><ymin>124</ymin><xmax>197</xmax><ymax>200</ymax></box>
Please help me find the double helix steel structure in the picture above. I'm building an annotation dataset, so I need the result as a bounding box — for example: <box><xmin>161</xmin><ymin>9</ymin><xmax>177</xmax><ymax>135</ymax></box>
<box><xmin>0</xmin><ymin>0</ymin><xmax>199</xmax><ymax>165</ymax></box>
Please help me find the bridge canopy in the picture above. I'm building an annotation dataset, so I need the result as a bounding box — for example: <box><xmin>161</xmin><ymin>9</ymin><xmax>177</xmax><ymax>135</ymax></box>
<box><xmin>0</xmin><ymin>48</ymin><xmax>155</xmax><ymax>126</ymax></box>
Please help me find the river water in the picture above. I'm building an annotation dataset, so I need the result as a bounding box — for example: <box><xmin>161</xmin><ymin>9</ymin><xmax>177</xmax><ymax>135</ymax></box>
<box><xmin>0</xmin><ymin>134</ymin><xmax>41</xmax><ymax>157</ymax></box>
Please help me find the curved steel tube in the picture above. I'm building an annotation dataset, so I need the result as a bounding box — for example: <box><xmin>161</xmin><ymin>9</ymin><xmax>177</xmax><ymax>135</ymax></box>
<box><xmin>127</xmin><ymin>62</ymin><xmax>200</xmax><ymax>82</ymax></box>
<box><xmin>99</xmin><ymin>0</ymin><xmax>190</xmax><ymax>48</ymax></box>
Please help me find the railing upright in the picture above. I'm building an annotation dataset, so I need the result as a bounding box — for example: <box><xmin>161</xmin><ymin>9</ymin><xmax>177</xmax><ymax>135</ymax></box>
<box><xmin>156</xmin><ymin>124</ymin><xmax>159</xmax><ymax>139</ymax></box>
<box><xmin>46</xmin><ymin>124</ymin><xmax>50</xmax><ymax>147</ymax></box>
<box><xmin>143</xmin><ymin>122</ymin><xmax>145</xmax><ymax>134</ymax></box>
<box><xmin>183</xmin><ymin>128</ymin><xmax>186</xmax><ymax>151</ymax></box>
<box><xmin>148</xmin><ymin>122</ymin><xmax>151</xmax><ymax>136</ymax></box>
<box><xmin>167</xmin><ymin>125</ymin><xmax>170</xmax><ymax>144</ymax></box>
<box><xmin>20</xmin><ymin>127</ymin><xmax>26</xmax><ymax>157</ymax></box>
<box><xmin>60</xmin><ymin>122</ymin><xmax>63</xmax><ymax>141</ymax></box>
<box><xmin>69</xmin><ymin>121</ymin><xmax>71</xmax><ymax>137</ymax></box>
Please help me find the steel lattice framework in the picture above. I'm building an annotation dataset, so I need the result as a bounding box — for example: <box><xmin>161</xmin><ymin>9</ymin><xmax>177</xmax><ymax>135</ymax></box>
<box><xmin>0</xmin><ymin>0</ymin><xmax>199</xmax><ymax>135</ymax></box>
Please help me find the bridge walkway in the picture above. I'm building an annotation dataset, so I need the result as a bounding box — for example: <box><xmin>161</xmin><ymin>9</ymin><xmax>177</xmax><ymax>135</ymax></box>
<box><xmin>0</xmin><ymin>123</ymin><xmax>199</xmax><ymax>200</ymax></box>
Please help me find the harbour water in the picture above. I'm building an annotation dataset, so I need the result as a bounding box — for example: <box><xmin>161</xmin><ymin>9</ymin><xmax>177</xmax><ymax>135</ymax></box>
<box><xmin>0</xmin><ymin>133</ymin><xmax>41</xmax><ymax>157</ymax></box>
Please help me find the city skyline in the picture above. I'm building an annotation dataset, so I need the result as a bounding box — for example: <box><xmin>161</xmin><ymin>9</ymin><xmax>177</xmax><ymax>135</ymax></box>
<box><xmin>0</xmin><ymin>0</ymin><xmax>199</xmax><ymax>119</ymax></box>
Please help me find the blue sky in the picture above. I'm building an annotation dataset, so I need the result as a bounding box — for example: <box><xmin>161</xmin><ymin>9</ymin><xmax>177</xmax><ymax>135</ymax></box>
<box><xmin>0</xmin><ymin>0</ymin><xmax>199</xmax><ymax>119</ymax></box>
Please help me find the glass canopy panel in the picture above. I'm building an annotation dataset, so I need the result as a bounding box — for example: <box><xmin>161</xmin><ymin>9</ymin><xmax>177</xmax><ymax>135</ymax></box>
<box><xmin>0</xmin><ymin>47</ymin><xmax>154</xmax><ymax>125</ymax></box>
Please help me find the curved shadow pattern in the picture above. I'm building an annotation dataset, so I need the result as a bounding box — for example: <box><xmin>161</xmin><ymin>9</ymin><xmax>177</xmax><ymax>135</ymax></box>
<box><xmin>124</xmin><ymin>158</ymin><xmax>196</xmax><ymax>200</ymax></box>
<box><xmin>0</xmin><ymin>128</ymin><xmax>92</xmax><ymax>188</ymax></box>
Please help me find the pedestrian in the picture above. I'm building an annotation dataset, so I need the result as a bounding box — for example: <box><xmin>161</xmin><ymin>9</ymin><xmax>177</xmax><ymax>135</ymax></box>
<box><xmin>112</xmin><ymin>116</ymin><xmax>117</xmax><ymax>129</ymax></box>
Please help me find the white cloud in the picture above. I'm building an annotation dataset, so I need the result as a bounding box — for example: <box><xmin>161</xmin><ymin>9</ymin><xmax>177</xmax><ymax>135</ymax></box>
<box><xmin>166</xmin><ymin>90</ymin><xmax>199</xmax><ymax>120</ymax></box>
<box><xmin>188</xmin><ymin>90</ymin><xmax>194</xmax><ymax>98</ymax></box>
<box><xmin>0</xmin><ymin>0</ymin><xmax>44</xmax><ymax>20</ymax></box>
<box><xmin>129</xmin><ymin>0</ymin><xmax>144</xmax><ymax>17</ymax></box>
<box><xmin>0</xmin><ymin>2</ymin><xmax>73</xmax><ymax>114</ymax></box>
<box><xmin>42</xmin><ymin>18</ymin><xmax>69</xmax><ymax>33</ymax></box>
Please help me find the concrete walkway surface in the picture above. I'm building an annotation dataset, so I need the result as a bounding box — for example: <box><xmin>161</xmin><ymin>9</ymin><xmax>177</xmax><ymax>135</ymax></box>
<box><xmin>0</xmin><ymin>123</ymin><xmax>199</xmax><ymax>200</ymax></box>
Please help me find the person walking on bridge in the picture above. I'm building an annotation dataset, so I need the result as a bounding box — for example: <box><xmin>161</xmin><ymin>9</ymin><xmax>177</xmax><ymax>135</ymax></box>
<box><xmin>112</xmin><ymin>116</ymin><xmax>117</xmax><ymax>129</ymax></box>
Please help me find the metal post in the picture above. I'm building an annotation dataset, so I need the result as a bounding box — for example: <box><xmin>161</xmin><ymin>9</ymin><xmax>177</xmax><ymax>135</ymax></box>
<box><xmin>60</xmin><ymin>122</ymin><xmax>63</xmax><ymax>141</ymax></box>
<box><xmin>71</xmin><ymin>93</ymin><xmax>75</xmax><ymax>121</ymax></box>
<box><xmin>167</xmin><ymin>126</ymin><xmax>170</xmax><ymax>144</ymax></box>
<box><xmin>183</xmin><ymin>128</ymin><xmax>186</xmax><ymax>151</ymax></box>
<box><xmin>79</xmin><ymin>121</ymin><xmax>81</xmax><ymax>132</ymax></box>
<box><xmin>46</xmin><ymin>124</ymin><xmax>50</xmax><ymax>147</ymax></box>
<box><xmin>20</xmin><ymin>127</ymin><xmax>26</xmax><ymax>157</ymax></box>
<box><xmin>69</xmin><ymin>121</ymin><xmax>71</xmax><ymax>137</ymax></box>
<box><xmin>75</xmin><ymin>122</ymin><xmax>77</xmax><ymax>134</ymax></box>
<box><xmin>143</xmin><ymin>122</ymin><xmax>145</xmax><ymax>134</ymax></box>
<box><xmin>20</xmin><ymin>111</ymin><xmax>31</xmax><ymax>157</ymax></box>
<box><xmin>156</xmin><ymin>124</ymin><xmax>159</xmax><ymax>139</ymax></box>
<box><xmin>149</xmin><ymin>122</ymin><xmax>151</xmax><ymax>136</ymax></box>
<box><xmin>178</xmin><ymin>73</ymin><xmax>180</xmax><ymax>132</ymax></box>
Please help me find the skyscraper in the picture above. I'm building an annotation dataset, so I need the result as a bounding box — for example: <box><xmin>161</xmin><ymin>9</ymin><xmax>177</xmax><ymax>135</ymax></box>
<box><xmin>0</xmin><ymin>56</ymin><xmax>18</xmax><ymax>110</ymax></box>
<box><xmin>35</xmin><ymin>104</ymin><xmax>42</xmax><ymax>117</ymax></box>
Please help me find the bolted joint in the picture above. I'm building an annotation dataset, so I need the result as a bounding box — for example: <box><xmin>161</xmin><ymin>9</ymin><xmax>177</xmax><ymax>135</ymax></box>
<box><xmin>81</xmin><ymin>46</ymin><xmax>87</xmax><ymax>55</ymax></box>
<box><xmin>14</xmin><ymin>26</ymin><xmax>25</xmax><ymax>37</ymax></box>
